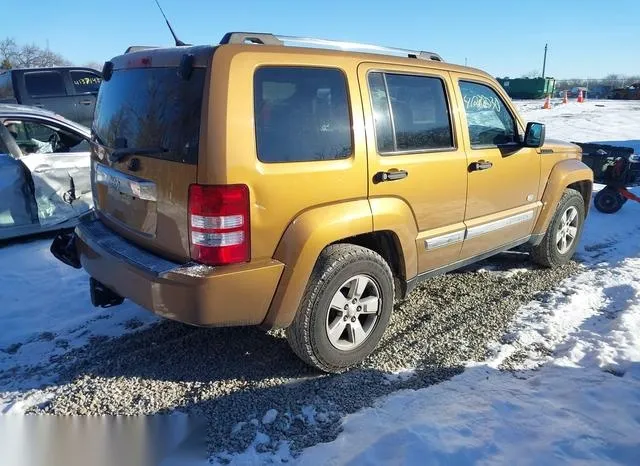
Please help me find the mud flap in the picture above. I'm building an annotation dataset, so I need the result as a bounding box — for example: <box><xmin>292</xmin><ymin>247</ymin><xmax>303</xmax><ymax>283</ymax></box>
<box><xmin>50</xmin><ymin>232</ymin><xmax>81</xmax><ymax>269</ymax></box>
<box><xmin>90</xmin><ymin>277</ymin><xmax>124</xmax><ymax>308</ymax></box>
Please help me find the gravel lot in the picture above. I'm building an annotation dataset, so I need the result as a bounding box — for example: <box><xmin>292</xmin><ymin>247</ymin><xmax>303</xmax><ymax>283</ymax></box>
<box><xmin>16</xmin><ymin>251</ymin><xmax>580</xmax><ymax>460</ymax></box>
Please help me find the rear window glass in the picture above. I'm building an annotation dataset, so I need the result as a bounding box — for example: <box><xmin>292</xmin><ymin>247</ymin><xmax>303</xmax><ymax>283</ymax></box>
<box><xmin>254</xmin><ymin>66</ymin><xmax>352</xmax><ymax>163</ymax></box>
<box><xmin>70</xmin><ymin>70</ymin><xmax>102</xmax><ymax>94</ymax></box>
<box><xmin>0</xmin><ymin>73</ymin><xmax>14</xmax><ymax>100</ymax></box>
<box><xmin>24</xmin><ymin>71</ymin><xmax>66</xmax><ymax>97</ymax></box>
<box><xmin>93</xmin><ymin>67</ymin><xmax>205</xmax><ymax>164</ymax></box>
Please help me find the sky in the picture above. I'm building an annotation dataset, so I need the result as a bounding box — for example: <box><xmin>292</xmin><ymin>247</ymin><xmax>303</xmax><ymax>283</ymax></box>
<box><xmin>2</xmin><ymin>0</ymin><xmax>638</xmax><ymax>79</ymax></box>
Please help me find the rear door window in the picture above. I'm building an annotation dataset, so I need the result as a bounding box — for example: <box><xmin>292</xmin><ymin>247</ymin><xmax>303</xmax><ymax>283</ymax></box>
<box><xmin>70</xmin><ymin>70</ymin><xmax>102</xmax><ymax>94</ymax></box>
<box><xmin>368</xmin><ymin>72</ymin><xmax>454</xmax><ymax>154</ymax></box>
<box><xmin>254</xmin><ymin>66</ymin><xmax>353</xmax><ymax>163</ymax></box>
<box><xmin>24</xmin><ymin>71</ymin><xmax>67</xmax><ymax>97</ymax></box>
<box><xmin>0</xmin><ymin>73</ymin><xmax>14</xmax><ymax>99</ymax></box>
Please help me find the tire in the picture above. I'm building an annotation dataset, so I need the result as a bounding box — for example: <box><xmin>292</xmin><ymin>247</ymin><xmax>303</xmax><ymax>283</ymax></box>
<box><xmin>594</xmin><ymin>187</ymin><xmax>624</xmax><ymax>214</ymax></box>
<box><xmin>285</xmin><ymin>244</ymin><xmax>394</xmax><ymax>373</ymax></box>
<box><xmin>531</xmin><ymin>188</ymin><xmax>585</xmax><ymax>268</ymax></box>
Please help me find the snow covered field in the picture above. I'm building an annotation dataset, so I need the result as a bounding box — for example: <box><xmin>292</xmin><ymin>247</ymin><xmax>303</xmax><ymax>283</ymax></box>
<box><xmin>299</xmin><ymin>194</ymin><xmax>640</xmax><ymax>466</ymax></box>
<box><xmin>0</xmin><ymin>99</ymin><xmax>639</xmax><ymax>464</ymax></box>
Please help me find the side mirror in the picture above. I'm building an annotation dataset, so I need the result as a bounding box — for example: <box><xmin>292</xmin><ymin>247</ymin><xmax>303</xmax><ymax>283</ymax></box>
<box><xmin>524</xmin><ymin>122</ymin><xmax>545</xmax><ymax>148</ymax></box>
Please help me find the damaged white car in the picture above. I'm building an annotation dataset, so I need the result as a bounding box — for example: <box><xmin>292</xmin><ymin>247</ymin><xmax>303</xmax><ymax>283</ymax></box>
<box><xmin>0</xmin><ymin>104</ymin><xmax>92</xmax><ymax>240</ymax></box>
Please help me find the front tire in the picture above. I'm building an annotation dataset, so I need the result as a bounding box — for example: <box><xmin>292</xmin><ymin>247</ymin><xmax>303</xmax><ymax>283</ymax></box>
<box><xmin>285</xmin><ymin>244</ymin><xmax>394</xmax><ymax>373</ymax></box>
<box><xmin>531</xmin><ymin>188</ymin><xmax>585</xmax><ymax>268</ymax></box>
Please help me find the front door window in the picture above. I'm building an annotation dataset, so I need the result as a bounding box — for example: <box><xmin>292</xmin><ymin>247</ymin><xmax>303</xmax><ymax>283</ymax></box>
<box><xmin>459</xmin><ymin>81</ymin><xmax>518</xmax><ymax>147</ymax></box>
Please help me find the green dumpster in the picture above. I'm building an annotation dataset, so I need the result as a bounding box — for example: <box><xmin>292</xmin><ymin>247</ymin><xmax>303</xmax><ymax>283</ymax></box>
<box><xmin>496</xmin><ymin>77</ymin><xmax>556</xmax><ymax>99</ymax></box>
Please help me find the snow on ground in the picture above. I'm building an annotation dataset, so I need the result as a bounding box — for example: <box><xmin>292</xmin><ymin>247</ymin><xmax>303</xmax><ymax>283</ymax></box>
<box><xmin>516</xmin><ymin>99</ymin><xmax>640</xmax><ymax>153</ymax></box>
<box><xmin>298</xmin><ymin>218</ymin><xmax>640</xmax><ymax>464</ymax></box>
<box><xmin>0</xmin><ymin>238</ymin><xmax>157</xmax><ymax>407</ymax></box>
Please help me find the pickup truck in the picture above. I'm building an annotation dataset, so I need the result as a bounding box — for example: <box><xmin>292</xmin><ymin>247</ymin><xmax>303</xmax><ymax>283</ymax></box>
<box><xmin>0</xmin><ymin>67</ymin><xmax>102</xmax><ymax>127</ymax></box>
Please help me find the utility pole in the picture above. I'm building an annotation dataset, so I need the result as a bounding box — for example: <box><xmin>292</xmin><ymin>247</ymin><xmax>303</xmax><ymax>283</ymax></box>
<box><xmin>465</xmin><ymin>57</ymin><xmax>468</xmax><ymax>66</ymax></box>
<box><xmin>542</xmin><ymin>43</ymin><xmax>548</xmax><ymax>78</ymax></box>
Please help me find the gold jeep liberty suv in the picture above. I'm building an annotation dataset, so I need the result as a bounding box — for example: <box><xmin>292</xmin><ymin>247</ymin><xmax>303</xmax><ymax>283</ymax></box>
<box><xmin>51</xmin><ymin>32</ymin><xmax>593</xmax><ymax>372</ymax></box>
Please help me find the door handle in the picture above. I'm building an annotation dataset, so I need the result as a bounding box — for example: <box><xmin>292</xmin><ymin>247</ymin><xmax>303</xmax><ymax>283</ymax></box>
<box><xmin>469</xmin><ymin>160</ymin><xmax>493</xmax><ymax>172</ymax></box>
<box><xmin>79</xmin><ymin>99</ymin><xmax>92</xmax><ymax>105</ymax></box>
<box><xmin>33</xmin><ymin>103</ymin><xmax>44</xmax><ymax>108</ymax></box>
<box><xmin>375</xmin><ymin>169</ymin><xmax>408</xmax><ymax>183</ymax></box>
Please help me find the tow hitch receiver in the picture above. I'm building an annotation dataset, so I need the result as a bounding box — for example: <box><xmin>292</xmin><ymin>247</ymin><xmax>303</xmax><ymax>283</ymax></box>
<box><xmin>90</xmin><ymin>278</ymin><xmax>125</xmax><ymax>308</ymax></box>
<box><xmin>50</xmin><ymin>232</ymin><xmax>81</xmax><ymax>269</ymax></box>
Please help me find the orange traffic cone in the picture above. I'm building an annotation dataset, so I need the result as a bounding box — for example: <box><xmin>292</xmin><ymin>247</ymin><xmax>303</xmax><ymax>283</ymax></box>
<box><xmin>577</xmin><ymin>89</ymin><xmax>584</xmax><ymax>103</ymax></box>
<box><xmin>542</xmin><ymin>95</ymin><xmax>551</xmax><ymax>109</ymax></box>
<box><xmin>562</xmin><ymin>91</ymin><xmax>568</xmax><ymax>104</ymax></box>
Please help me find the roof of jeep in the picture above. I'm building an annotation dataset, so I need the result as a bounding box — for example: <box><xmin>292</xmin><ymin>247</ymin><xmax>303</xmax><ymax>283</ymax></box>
<box><xmin>110</xmin><ymin>45</ymin><xmax>215</xmax><ymax>69</ymax></box>
<box><xmin>111</xmin><ymin>43</ymin><xmax>493</xmax><ymax>80</ymax></box>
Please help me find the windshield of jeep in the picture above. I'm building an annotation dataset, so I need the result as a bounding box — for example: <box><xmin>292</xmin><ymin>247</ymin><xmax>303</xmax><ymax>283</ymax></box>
<box><xmin>92</xmin><ymin>67</ymin><xmax>205</xmax><ymax>164</ymax></box>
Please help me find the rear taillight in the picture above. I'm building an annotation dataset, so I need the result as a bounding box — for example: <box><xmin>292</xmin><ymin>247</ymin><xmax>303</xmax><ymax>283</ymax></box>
<box><xmin>188</xmin><ymin>184</ymin><xmax>250</xmax><ymax>266</ymax></box>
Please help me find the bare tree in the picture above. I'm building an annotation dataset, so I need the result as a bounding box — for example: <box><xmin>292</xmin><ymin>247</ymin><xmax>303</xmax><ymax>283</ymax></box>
<box><xmin>556</xmin><ymin>75</ymin><xmax>640</xmax><ymax>92</ymax></box>
<box><xmin>0</xmin><ymin>38</ymin><xmax>17</xmax><ymax>65</ymax></box>
<box><xmin>0</xmin><ymin>37</ymin><xmax>71</xmax><ymax>68</ymax></box>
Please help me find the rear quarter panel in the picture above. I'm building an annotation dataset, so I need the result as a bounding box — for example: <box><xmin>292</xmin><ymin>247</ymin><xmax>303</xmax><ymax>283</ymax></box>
<box><xmin>200</xmin><ymin>45</ymin><xmax>370</xmax><ymax>262</ymax></box>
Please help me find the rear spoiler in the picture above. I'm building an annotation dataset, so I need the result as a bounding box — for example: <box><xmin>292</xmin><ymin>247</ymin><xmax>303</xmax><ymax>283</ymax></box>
<box><xmin>124</xmin><ymin>46</ymin><xmax>160</xmax><ymax>54</ymax></box>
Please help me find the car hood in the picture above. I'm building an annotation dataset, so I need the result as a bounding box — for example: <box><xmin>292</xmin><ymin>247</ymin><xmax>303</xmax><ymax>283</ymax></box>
<box><xmin>541</xmin><ymin>139</ymin><xmax>582</xmax><ymax>154</ymax></box>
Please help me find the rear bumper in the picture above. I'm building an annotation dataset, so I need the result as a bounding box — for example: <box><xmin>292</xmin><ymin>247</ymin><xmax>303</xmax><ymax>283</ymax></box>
<box><xmin>73</xmin><ymin>219</ymin><xmax>284</xmax><ymax>327</ymax></box>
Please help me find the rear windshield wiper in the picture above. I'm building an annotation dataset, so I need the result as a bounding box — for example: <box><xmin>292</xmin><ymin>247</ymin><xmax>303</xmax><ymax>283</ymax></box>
<box><xmin>109</xmin><ymin>147</ymin><xmax>168</xmax><ymax>163</ymax></box>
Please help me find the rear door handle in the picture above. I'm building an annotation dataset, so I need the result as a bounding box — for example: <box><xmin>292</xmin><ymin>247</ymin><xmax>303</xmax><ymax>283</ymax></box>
<box><xmin>469</xmin><ymin>160</ymin><xmax>493</xmax><ymax>172</ymax></box>
<box><xmin>375</xmin><ymin>170</ymin><xmax>408</xmax><ymax>183</ymax></box>
<box><xmin>33</xmin><ymin>103</ymin><xmax>44</xmax><ymax>108</ymax></box>
<box><xmin>79</xmin><ymin>99</ymin><xmax>92</xmax><ymax>105</ymax></box>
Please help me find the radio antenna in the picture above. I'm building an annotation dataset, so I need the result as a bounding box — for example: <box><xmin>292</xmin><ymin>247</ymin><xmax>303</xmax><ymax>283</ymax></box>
<box><xmin>153</xmin><ymin>0</ymin><xmax>188</xmax><ymax>46</ymax></box>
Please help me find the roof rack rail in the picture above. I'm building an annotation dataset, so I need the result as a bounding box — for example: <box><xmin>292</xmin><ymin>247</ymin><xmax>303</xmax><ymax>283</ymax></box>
<box><xmin>219</xmin><ymin>32</ymin><xmax>443</xmax><ymax>62</ymax></box>
<box><xmin>125</xmin><ymin>46</ymin><xmax>160</xmax><ymax>54</ymax></box>
<box><xmin>219</xmin><ymin>32</ymin><xmax>283</xmax><ymax>46</ymax></box>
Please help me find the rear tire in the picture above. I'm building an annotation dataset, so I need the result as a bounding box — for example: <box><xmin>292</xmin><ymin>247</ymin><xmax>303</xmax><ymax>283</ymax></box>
<box><xmin>285</xmin><ymin>244</ymin><xmax>394</xmax><ymax>373</ymax></box>
<box><xmin>531</xmin><ymin>188</ymin><xmax>585</xmax><ymax>268</ymax></box>
<box><xmin>594</xmin><ymin>186</ymin><xmax>624</xmax><ymax>214</ymax></box>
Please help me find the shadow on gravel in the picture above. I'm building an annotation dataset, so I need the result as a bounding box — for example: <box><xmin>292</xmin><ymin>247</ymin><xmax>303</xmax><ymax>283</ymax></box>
<box><xmin>43</xmin><ymin>318</ymin><xmax>466</xmax><ymax>455</ymax></box>
<box><xmin>24</xmin><ymin>252</ymin><xmax>584</xmax><ymax>459</ymax></box>
<box><xmin>36</xmin><ymin>317</ymin><xmax>467</xmax><ymax>455</ymax></box>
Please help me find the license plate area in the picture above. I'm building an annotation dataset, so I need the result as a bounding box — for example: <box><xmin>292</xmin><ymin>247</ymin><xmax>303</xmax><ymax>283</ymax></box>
<box><xmin>95</xmin><ymin>164</ymin><xmax>157</xmax><ymax>201</ymax></box>
<box><xmin>94</xmin><ymin>164</ymin><xmax>158</xmax><ymax>236</ymax></box>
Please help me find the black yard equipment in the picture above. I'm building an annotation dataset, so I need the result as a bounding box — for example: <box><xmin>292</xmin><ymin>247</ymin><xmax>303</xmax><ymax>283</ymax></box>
<box><xmin>576</xmin><ymin>142</ymin><xmax>640</xmax><ymax>214</ymax></box>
